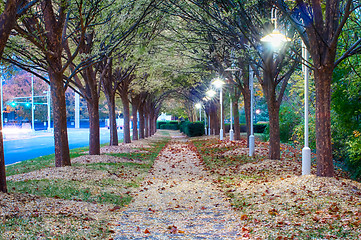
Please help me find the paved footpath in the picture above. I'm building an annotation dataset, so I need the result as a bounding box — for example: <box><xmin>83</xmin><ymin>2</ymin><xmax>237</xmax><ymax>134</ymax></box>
<box><xmin>113</xmin><ymin>133</ymin><xmax>242</xmax><ymax>239</ymax></box>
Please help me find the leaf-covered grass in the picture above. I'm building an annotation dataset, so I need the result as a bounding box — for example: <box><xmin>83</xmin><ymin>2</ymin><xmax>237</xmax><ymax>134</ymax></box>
<box><xmin>192</xmin><ymin>136</ymin><xmax>361</xmax><ymax>239</ymax></box>
<box><xmin>7</xmin><ymin>179</ymin><xmax>132</xmax><ymax>206</ymax></box>
<box><xmin>2</xmin><ymin>136</ymin><xmax>170</xmax><ymax>240</ymax></box>
<box><xmin>1</xmin><ymin>215</ymin><xmax>112</xmax><ymax>240</ymax></box>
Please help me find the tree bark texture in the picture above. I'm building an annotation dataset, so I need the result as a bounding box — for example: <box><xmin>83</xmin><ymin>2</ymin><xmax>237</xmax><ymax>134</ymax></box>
<box><xmin>131</xmin><ymin>100</ymin><xmax>139</xmax><ymax>141</ymax></box>
<box><xmin>0</xmin><ymin>0</ymin><xmax>22</xmax><ymax>193</ymax></box>
<box><xmin>144</xmin><ymin>108</ymin><xmax>149</xmax><ymax>138</ymax></box>
<box><xmin>50</xmin><ymin>70</ymin><xmax>71</xmax><ymax>167</ymax></box>
<box><xmin>102</xmin><ymin>59</ymin><xmax>118</xmax><ymax>146</ymax></box>
<box><xmin>121</xmin><ymin>94</ymin><xmax>131</xmax><ymax>143</ymax></box>
<box><xmin>314</xmin><ymin>66</ymin><xmax>334</xmax><ymax>177</ymax></box>
<box><xmin>139</xmin><ymin>105</ymin><xmax>145</xmax><ymax>139</ymax></box>
<box><xmin>243</xmin><ymin>89</ymin><xmax>252</xmax><ymax>146</ymax></box>
<box><xmin>106</xmin><ymin>93</ymin><xmax>118</xmax><ymax>146</ymax></box>
<box><xmin>87</xmin><ymin>100</ymin><xmax>100</xmax><ymax>155</ymax></box>
<box><xmin>43</xmin><ymin>0</ymin><xmax>71</xmax><ymax>167</ymax></box>
<box><xmin>232</xmin><ymin>89</ymin><xmax>241</xmax><ymax>141</ymax></box>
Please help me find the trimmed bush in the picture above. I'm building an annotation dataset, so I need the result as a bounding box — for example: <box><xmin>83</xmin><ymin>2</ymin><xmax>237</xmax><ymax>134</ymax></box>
<box><xmin>179</xmin><ymin>121</ymin><xmax>204</xmax><ymax>137</ymax></box>
<box><xmin>225</xmin><ymin>123</ymin><xmax>268</xmax><ymax>133</ymax></box>
<box><xmin>157</xmin><ymin>121</ymin><xmax>179</xmax><ymax>129</ymax></box>
<box><xmin>160</xmin><ymin>123</ymin><xmax>179</xmax><ymax>130</ymax></box>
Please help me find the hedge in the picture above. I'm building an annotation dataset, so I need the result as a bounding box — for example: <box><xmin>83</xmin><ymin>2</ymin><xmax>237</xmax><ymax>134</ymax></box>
<box><xmin>180</xmin><ymin>121</ymin><xmax>204</xmax><ymax>137</ymax></box>
<box><xmin>157</xmin><ymin>121</ymin><xmax>179</xmax><ymax>129</ymax></box>
<box><xmin>224</xmin><ymin>123</ymin><xmax>268</xmax><ymax>133</ymax></box>
<box><xmin>160</xmin><ymin>123</ymin><xmax>179</xmax><ymax>130</ymax></box>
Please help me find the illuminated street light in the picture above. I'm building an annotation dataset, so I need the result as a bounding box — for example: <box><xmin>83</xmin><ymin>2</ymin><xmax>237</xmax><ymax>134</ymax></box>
<box><xmin>225</xmin><ymin>62</ymin><xmax>240</xmax><ymax>141</ymax></box>
<box><xmin>211</xmin><ymin>77</ymin><xmax>225</xmax><ymax>140</ymax></box>
<box><xmin>195</xmin><ymin>103</ymin><xmax>202</xmax><ymax>121</ymax></box>
<box><xmin>260</xmin><ymin>8</ymin><xmax>291</xmax><ymax>49</ymax></box>
<box><xmin>302</xmin><ymin>41</ymin><xmax>311</xmax><ymax>175</ymax></box>
<box><xmin>206</xmin><ymin>89</ymin><xmax>216</xmax><ymax>98</ymax></box>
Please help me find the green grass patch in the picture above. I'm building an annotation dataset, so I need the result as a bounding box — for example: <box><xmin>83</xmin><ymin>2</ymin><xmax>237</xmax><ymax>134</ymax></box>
<box><xmin>0</xmin><ymin>215</ymin><xmax>112</xmax><ymax>240</ymax></box>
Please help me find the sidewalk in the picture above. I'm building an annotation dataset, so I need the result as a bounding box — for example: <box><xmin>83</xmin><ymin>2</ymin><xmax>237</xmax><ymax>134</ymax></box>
<box><xmin>113</xmin><ymin>132</ymin><xmax>242</xmax><ymax>239</ymax></box>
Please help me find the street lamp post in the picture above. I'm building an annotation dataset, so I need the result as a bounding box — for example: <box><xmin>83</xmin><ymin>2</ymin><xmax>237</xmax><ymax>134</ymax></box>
<box><xmin>225</xmin><ymin>63</ymin><xmax>240</xmax><ymax>141</ymax></box>
<box><xmin>212</xmin><ymin>78</ymin><xmax>225</xmax><ymax>140</ymax></box>
<box><xmin>195</xmin><ymin>103</ymin><xmax>202</xmax><ymax>121</ymax></box>
<box><xmin>249</xmin><ymin>66</ymin><xmax>255</xmax><ymax>156</ymax></box>
<box><xmin>31</xmin><ymin>74</ymin><xmax>35</xmax><ymax>132</ymax></box>
<box><xmin>206</xmin><ymin>89</ymin><xmax>216</xmax><ymax>136</ymax></box>
<box><xmin>302</xmin><ymin>41</ymin><xmax>311</xmax><ymax>175</ymax></box>
<box><xmin>45</xmin><ymin>85</ymin><xmax>51</xmax><ymax>132</ymax></box>
<box><xmin>0</xmin><ymin>66</ymin><xmax>4</xmax><ymax>130</ymax></box>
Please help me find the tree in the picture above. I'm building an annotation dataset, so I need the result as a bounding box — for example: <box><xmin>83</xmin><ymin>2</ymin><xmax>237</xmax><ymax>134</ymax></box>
<box><xmin>274</xmin><ymin>0</ymin><xmax>361</xmax><ymax>176</ymax></box>
<box><xmin>0</xmin><ymin>0</ymin><xmax>38</xmax><ymax>193</ymax></box>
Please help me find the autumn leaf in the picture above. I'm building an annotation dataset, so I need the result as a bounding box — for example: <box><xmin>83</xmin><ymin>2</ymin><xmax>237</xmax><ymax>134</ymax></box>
<box><xmin>144</xmin><ymin>229</ymin><xmax>150</xmax><ymax>234</ymax></box>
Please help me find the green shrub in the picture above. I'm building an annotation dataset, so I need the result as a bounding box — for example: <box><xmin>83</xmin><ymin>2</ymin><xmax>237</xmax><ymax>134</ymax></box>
<box><xmin>292</xmin><ymin>115</ymin><xmax>316</xmax><ymax>149</ymax></box>
<box><xmin>180</xmin><ymin>121</ymin><xmax>204</xmax><ymax>137</ymax></box>
<box><xmin>157</xmin><ymin>120</ymin><xmax>179</xmax><ymax>129</ymax></box>
<box><xmin>346</xmin><ymin>131</ymin><xmax>361</xmax><ymax>180</ymax></box>
<box><xmin>160</xmin><ymin>123</ymin><xmax>179</xmax><ymax>130</ymax></box>
<box><xmin>157</xmin><ymin>121</ymin><xmax>167</xmax><ymax>129</ymax></box>
<box><xmin>279</xmin><ymin>105</ymin><xmax>302</xmax><ymax>143</ymax></box>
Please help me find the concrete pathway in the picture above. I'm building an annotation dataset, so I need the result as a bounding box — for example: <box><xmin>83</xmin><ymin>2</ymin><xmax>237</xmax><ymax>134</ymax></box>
<box><xmin>114</xmin><ymin>133</ymin><xmax>242</xmax><ymax>239</ymax></box>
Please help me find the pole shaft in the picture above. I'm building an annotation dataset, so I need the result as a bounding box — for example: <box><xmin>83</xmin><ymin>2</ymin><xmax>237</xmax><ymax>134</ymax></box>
<box><xmin>303</xmin><ymin>41</ymin><xmax>309</xmax><ymax>148</ymax></box>
<box><xmin>31</xmin><ymin>74</ymin><xmax>34</xmax><ymax>131</ymax></box>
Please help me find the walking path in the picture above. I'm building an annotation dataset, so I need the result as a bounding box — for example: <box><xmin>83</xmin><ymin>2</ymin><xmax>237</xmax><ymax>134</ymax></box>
<box><xmin>113</xmin><ymin>132</ymin><xmax>242</xmax><ymax>239</ymax></box>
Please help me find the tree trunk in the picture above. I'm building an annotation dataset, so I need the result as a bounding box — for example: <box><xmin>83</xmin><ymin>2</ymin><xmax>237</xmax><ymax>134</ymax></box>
<box><xmin>121</xmin><ymin>95</ymin><xmax>131</xmax><ymax>143</ymax></box>
<box><xmin>107</xmin><ymin>94</ymin><xmax>118</xmax><ymax>146</ymax></box>
<box><xmin>233</xmin><ymin>97</ymin><xmax>241</xmax><ymax>141</ymax></box>
<box><xmin>50</xmin><ymin>70</ymin><xmax>71</xmax><ymax>167</ymax></box>
<box><xmin>314</xmin><ymin>66</ymin><xmax>334</xmax><ymax>177</ymax></box>
<box><xmin>132</xmin><ymin>101</ymin><xmax>139</xmax><ymax>140</ymax></box>
<box><xmin>144</xmin><ymin>109</ymin><xmax>149</xmax><ymax>138</ymax></box>
<box><xmin>244</xmin><ymin>90</ymin><xmax>252</xmax><ymax>146</ymax></box>
<box><xmin>139</xmin><ymin>106</ymin><xmax>145</xmax><ymax>139</ymax></box>
<box><xmin>0</xmin><ymin>0</ymin><xmax>21</xmax><ymax>193</ymax></box>
<box><xmin>267</xmin><ymin>101</ymin><xmax>281</xmax><ymax>160</ymax></box>
<box><xmin>87</xmin><ymin>100</ymin><xmax>100</xmax><ymax>155</ymax></box>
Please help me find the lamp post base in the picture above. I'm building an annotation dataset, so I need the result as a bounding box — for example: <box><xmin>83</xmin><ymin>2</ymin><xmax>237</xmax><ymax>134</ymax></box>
<box><xmin>208</xmin><ymin>127</ymin><xmax>211</xmax><ymax>136</ymax></box>
<box><xmin>229</xmin><ymin>129</ymin><xmax>234</xmax><ymax>141</ymax></box>
<box><xmin>249</xmin><ymin>134</ymin><xmax>255</xmax><ymax>156</ymax></box>
<box><xmin>302</xmin><ymin>147</ymin><xmax>311</xmax><ymax>175</ymax></box>
<box><xmin>204</xmin><ymin>127</ymin><xmax>207</xmax><ymax>135</ymax></box>
<box><xmin>220</xmin><ymin>128</ymin><xmax>223</xmax><ymax>140</ymax></box>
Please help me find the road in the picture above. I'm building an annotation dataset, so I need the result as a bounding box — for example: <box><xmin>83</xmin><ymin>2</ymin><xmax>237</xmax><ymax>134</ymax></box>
<box><xmin>4</xmin><ymin>128</ymin><xmax>123</xmax><ymax>165</ymax></box>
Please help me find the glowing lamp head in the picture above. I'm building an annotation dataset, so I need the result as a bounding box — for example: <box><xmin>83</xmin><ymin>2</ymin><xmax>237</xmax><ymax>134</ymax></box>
<box><xmin>195</xmin><ymin>103</ymin><xmax>202</xmax><ymax>109</ymax></box>
<box><xmin>206</xmin><ymin>89</ymin><xmax>216</xmax><ymax>98</ymax></box>
<box><xmin>211</xmin><ymin>77</ymin><xmax>225</xmax><ymax>89</ymax></box>
<box><xmin>261</xmin><ymin>29</ymin><xmax>291</xmax><ymax>49</ymax></box>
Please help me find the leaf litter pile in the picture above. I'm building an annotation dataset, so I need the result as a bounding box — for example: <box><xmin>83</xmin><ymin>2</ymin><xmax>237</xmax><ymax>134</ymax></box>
<box><xmin>1</xmin><ymin>130</ymin><xmax>361</xmax><ymax>239</ymax></box>
<box><xmin>192</xmin><ymin>136</ymin><xmax>361</xmax><ymax>239</ymax></box>
<box><xmin>1</xmin><ymin>131</ymin><xmax>170</xmax><ymax>239</ymax></box>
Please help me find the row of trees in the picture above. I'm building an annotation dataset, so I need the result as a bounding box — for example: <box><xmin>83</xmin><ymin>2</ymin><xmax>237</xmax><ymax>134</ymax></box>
<box><xmin>161</xmin><ymin>0</ymin><xmax>361</xmax><ymax>178</ymax></box>
<box><xmin>1</xmin><ymin>0</ymin><xmax>361</xmax><ymax>193</ymax></box>
<box><xmin>0</xmin><ymin>0</ymin><xmax>201</xmax><ymax>193</ymax></box>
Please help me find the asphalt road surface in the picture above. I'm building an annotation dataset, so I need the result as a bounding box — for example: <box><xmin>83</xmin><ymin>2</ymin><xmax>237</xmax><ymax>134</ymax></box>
<box><xmin>4</xmin><ymin>128</ymin><xmax>123</xmax><ymax>165</ymax></box>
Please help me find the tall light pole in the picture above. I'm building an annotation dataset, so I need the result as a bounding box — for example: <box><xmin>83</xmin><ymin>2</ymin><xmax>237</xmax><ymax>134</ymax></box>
<box><xmin>0</xmin><ymin>66</ymin><xmax>4</xmax><ymax>130</ymax></box>
<box><xmin>195</xmin><ymin>103</ymin><xmax>202</xmax><ymax>121</ymax></box>
<box><xmin>31</xmin><ymin>74</ymin><xmax>35</xmax><ymax>132</ymax></box>
<box><xmin>46</xmin><ymin>85</ymin><xmax>51</xmax><ymax>132</ymax></box>
<box><xmin>249</xmin><ymin>66</ymin><xmax>255</xmax><ymax>156</ymax></box>
<box><xmin>258</xmin><ymin>7</ymin><xmax>290</xmax><ymax>157</ymax></box>
<box><xmin>206</xmin><ymin>89</ymin><xmax>216</xmax><ymax>136</ymax></box>
<box><xmin>302</xmin><ymin>41</ymin><xmax>311</xmax><ymax>175</ymax></box>
<box><xmin>225</xmin><ymin>63</ymin><xmax>240</xmax><ymax>141</ymax></box>
<box><xmin>75</xmin><ymin>92</ymin><xmax>80</xmax><ymax>128</ymax></box>
<box><xmin>212</xmin><ymin>78</ymin><xmax>225</xmax><ymax>140</ymax></box>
